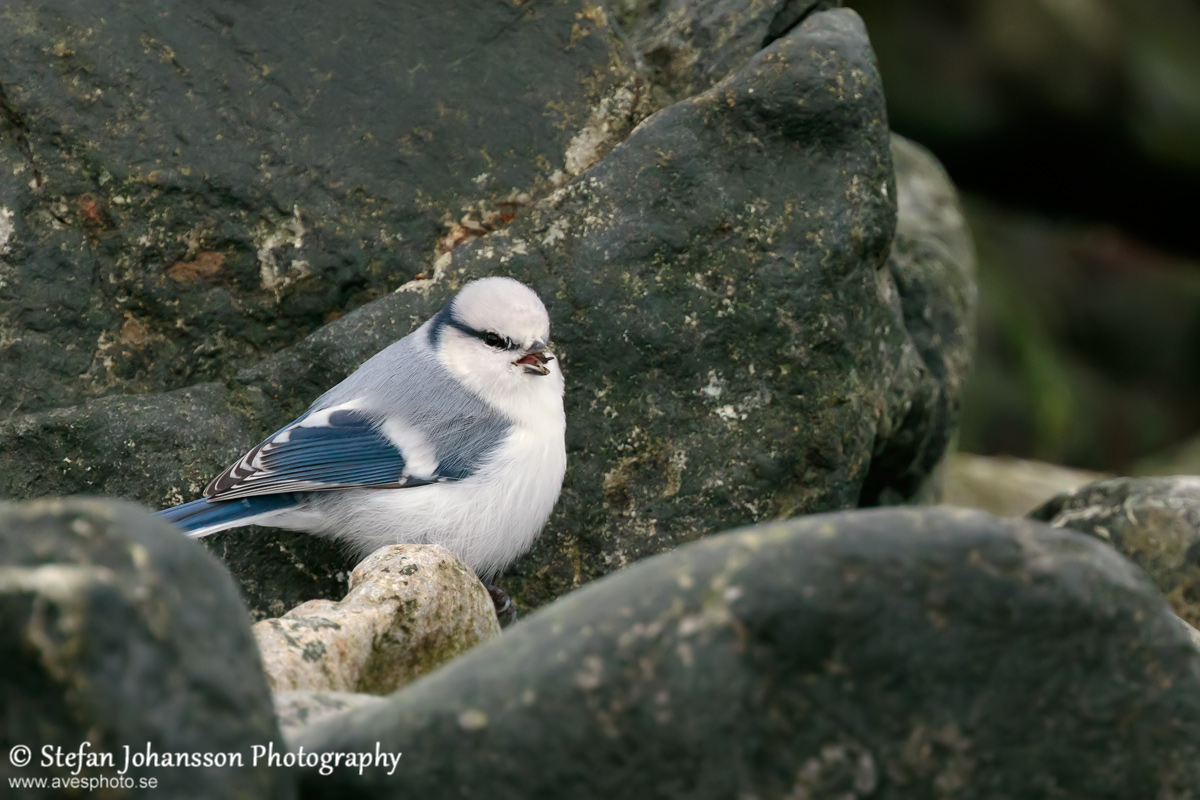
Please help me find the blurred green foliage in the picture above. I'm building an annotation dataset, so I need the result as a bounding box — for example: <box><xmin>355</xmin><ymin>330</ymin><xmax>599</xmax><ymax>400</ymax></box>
<box><xmin>959</xmin><ymin>199</ymin><xmax>1200</xmax><ymax>470</ymax></box>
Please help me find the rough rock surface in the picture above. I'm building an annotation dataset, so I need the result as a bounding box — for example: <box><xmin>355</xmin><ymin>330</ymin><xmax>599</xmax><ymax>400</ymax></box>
<box><xmin>0</xmin><ymin>498</ymin><xmax>290</xmax><ymax>799</ymax></box>
<box><xmin>273</xmin><ymin>691</ymin><xmax>386</xmax><ymax>744</ymax></box>
<box><xmin>254</xmin><ymin>545</ymin><xmax>499</xmax><ymax>694</ymax></box>
<box><xmin>294</xmin><ymin>507</ymin><xmax>1200</xmax><ymax>798</ymax></box>
<box><xmin>1</xmin><ymin>7</ymin><xmax>974</xmax><ymax>617</ymax></box>
<box><xmin>1031</xmin><ymin>476</ymin><xmax>1200</xmax><ymax>629</ymax></box>
<box><xmin>858</xmin><ymin>134</ymin><xmax>975</xmax><ymax>505</ymax></box>
<box><xmin>0</xmin><ymin>0</ymin><xmax>643</xmax><ymax>414</ymax></box>
<box><xmin>616</xmin><ymin>0</ymin><xmax>842</xmax><ymax>103</ymax></box>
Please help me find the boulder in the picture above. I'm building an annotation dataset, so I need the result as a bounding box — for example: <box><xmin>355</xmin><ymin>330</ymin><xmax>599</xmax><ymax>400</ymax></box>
<box><xmin>0</xmin><ymin>498</ymin><xmax>290</xmax><ymax>798</ymax></box>
<box><xmin>0</xmin><ymin>382</ymin><xmax>356</xmax><ymax>620</ymax></box>
<box><xmin>1030</xmin><ymin>476</ymin><xmax>1200</xmax><ymax>629</ymax></box>
<box><xmin>254</xmin><ymin>545</ymin><xmax>499</xmax><ymax>695</ymax></box>
<box><xmin>0</xmin><ymin>0</ymin><xmax>643</xmax><ymax>414</ymax></box>
<box><xmin>1</xmin><ymin>8</ymin><xmax>975</xmax><ymax>617</ymax></box>
<box><xmin>293</xmin><ymin>507</ymin><xmax>1200</xmax><ymax>798</ymax></box>
<box><xmin>942</xmin><ymin>452</ymin><xmax>1104</xmax><ymax>517</ymax></box>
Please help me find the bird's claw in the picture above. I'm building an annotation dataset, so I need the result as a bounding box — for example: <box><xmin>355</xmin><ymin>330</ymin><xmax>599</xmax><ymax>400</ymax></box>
<box><xmin>484</xmin><ymin>582</ymin><xmax>517</xmax><ymax>627</ymax></box>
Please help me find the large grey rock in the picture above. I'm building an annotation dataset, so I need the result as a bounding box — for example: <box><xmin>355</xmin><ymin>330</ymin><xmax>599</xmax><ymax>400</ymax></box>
<box><xmin>241</xmin><ymin>8</ymin><xmax>898</xmax><ymax>602</ymax></box>
<box><xmin>0</xmin><ymin>7</ymin><xmax>969</xmax><ymax>618</ymax></box>
<box><xmin>254</xmin><ymin>545</ymin><xmax>499</xmax><ymax>695</ymax></box>
<box><xmin>0</xmin><ymin>498</ymin><xmax>291</xmax><ymax>799</ymax></box>
<box><xmin>294</xmin><ymin>507</ymin><xmax>1200</xmax><ymax>798</ymax></box>
<box><xmin>1031</xmin><ymin>476</ymin><xmax>1200</xmax><ymax>629</ymax></box>
<box><xmin>1</xmin><ymin>9</ymin><xmax>974</xmax><ymax>617</ymax></box>
<box><xmin>0</xmin><ymin>0</ymin><xmax>643</xmax><ymax>414</ymax></box>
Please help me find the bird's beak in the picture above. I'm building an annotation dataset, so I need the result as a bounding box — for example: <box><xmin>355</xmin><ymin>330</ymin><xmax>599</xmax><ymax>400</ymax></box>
<box><xmin>514</xmin><ymin>344</ymin><xmax>553</xmax><ymax>376</ymax></box>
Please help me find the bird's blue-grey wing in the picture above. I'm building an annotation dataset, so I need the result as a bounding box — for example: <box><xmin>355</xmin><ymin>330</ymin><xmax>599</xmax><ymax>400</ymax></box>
<box><xmin>204</xmin><ymin>401</ymin><xmax>507</xmax><ymax>501</ymax></box>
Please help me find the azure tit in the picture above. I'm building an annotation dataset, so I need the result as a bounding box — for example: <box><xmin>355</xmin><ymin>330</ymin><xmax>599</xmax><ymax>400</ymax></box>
<box><xmin>158</xmin><ymin>277</ymin><xmax>567</xmax><ymax>620</ymax></box>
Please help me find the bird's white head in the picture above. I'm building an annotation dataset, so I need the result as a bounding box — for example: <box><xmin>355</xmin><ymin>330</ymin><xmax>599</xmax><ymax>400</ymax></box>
<box><xmin>432</xmin><ymin>277</ymin><xmax>565</xmax><ymax>424</ymax></box>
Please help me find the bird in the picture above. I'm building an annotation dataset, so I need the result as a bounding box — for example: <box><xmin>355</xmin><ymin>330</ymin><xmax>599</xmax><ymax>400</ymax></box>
<box><xmin>157</xmin><ymin>276</ymin><xmax>566</xmax><ymax>621</ymax></box>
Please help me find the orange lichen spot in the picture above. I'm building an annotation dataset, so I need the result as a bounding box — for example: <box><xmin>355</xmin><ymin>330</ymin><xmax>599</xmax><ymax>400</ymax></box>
<box><xmin>435</xmin><ymin>195</ymin><xmax>530</xmax><ymax>255</ymax></box>
<box><xmin>167</xmin><ymin>251</ymin><xmax>226</xmax><ymax>282</ymax></box>
<box><xmin>78</xmin><ymin>195</ymin><xmax>108</xmax><ymax>229</ymax></box>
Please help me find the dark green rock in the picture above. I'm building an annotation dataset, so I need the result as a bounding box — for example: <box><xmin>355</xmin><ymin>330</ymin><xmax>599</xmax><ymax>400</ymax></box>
<box><xmin>1030</xmin><ymin>476</ymin><xmax>1200</xmax><ymax>629</ymax></box>
<box><xmin>294</xmin><ymin>506</ymin><xmax>1200</xmax><ymax>798</ymax></box>
<box><xmin>0</xmin><ymin>498</ymin><xmax>291</xmax><ymax>799</ymax></box>
<box><xmin>0</xmin><ymin>0</ymin><xmax>641</xmax><ymax>414</ymax></box>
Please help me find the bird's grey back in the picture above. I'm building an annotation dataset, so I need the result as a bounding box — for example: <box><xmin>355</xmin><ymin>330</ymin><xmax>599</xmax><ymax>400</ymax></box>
<box><xmin>313</xmin><ymin>319</ymin><xmax>511</xmax><ymax>479</ymax></box>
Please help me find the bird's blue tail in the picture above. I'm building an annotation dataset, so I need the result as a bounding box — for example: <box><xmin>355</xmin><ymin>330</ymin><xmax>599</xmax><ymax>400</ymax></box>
<box><xmin>157</xmin><ymin>495</ymin><xmax>300</xmax><ymax>537</ymax></box>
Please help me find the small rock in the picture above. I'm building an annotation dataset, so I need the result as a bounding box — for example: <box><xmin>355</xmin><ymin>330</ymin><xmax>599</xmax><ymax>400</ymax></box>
<box><xmin>943</xmin><ymin>452</ymin><xmax>1104</xmax><ymax>517</ymax></box>
<box><xmin>253</xmin><ymin>544</ymin><xmax>499</xmax><ymax>695</ymax></box>
<box><xmin>293</xmin><ymin>507</ymin><xmax>1200</xmax><ymax>798</ymax></box>
<box><xmin>1030</xmin><ymin>476</ymin><xmax>1200</xmax><ymax>628</ymax></box>
<box><xmin>0</xmin><ymin>498</ymin><xmax>289</xmax><ymax>799</ymax></box>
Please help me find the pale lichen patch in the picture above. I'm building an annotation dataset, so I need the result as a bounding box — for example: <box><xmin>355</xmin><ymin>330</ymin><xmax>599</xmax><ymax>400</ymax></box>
<box><xmin>0</xmin><ymin>206</ymin><xmax>14</xmax><ymax>255</ymax></box>
<box><xmin>255</xmin><ymin>206</ymin><xmax>309</xmax><ymax>293</ymax></box>
<box><xmin>564</xmin><ymin>85</ymin><xmax>639</xmax><ymax>177</ymax></box>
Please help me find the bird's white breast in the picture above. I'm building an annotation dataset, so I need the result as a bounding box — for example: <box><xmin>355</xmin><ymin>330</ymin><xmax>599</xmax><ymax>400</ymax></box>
<box><xmin>308</xmin><ymin>411</ymin><xmax>566</xmax><ymax>578</ymax></box>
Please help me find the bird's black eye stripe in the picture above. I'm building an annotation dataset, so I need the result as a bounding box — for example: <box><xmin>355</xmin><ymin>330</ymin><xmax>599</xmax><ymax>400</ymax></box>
<box><xmin>446</xmin><ymin>317</ymin><xmax>515</xmax><ymax>350</ymax></box>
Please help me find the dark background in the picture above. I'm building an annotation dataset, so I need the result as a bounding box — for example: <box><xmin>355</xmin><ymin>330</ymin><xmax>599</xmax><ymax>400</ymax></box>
<box><xmin>850</xmin><ymin>0</ymin><xmax>1200</xmax><ymax>475</ymax></box>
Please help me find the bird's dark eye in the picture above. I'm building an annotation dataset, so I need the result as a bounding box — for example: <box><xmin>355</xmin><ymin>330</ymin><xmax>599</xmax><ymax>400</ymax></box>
<box><xmin>483</xmin><ymin>331</ymin><xmax>507</xmax><ymax>349</ymax></box>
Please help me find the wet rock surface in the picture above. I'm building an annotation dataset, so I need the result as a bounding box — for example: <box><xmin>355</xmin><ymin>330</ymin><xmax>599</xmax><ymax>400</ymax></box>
<box><xmin>295</xmin><ymin>507</ymin><xmax>1200</xmax><ymax>798</ymax></box>
<box><xmin>0</xmin><ymin>5</ymin><xmax>974</xmax><ymax>618</ymax></box>
<box><xmin>254</xmin><ymin>545</ymin><xmax>499</xmax><ymax>695</ymax></box>
<box><xmin>0</xmin><ymin>498</ymin><xmax>290</xmax><ymax>799</ymax></box>
<box><xmin>1031</xmin><ymin>476</ymin><xmax>1200</xmax><ymax>629</ymax></box>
